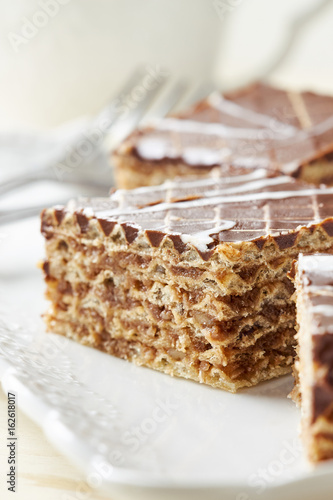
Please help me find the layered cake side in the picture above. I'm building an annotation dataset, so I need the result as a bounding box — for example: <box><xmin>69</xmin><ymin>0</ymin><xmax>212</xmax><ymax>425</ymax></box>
<box><xmin>40</xmin><ymin>170</ymin><xmax>333</xmax><ymax>393</ymax></box>
<box><xmin>112</xmin><ymin>83</ymin><xmax>333</xmax><ymax>188</ymax></box>
<box><xmin>291</xmin><ymin>254</ymin><xmax>333</xmax><ymax>461</ymax></box>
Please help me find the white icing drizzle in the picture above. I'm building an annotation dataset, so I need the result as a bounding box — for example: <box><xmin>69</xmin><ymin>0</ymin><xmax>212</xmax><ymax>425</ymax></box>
<box><xmin>273</xmin><ymin>114</ymin><xmax>333</xmax><ymax>146</ymax></box>
<box><xmin>299</xmin><ymin>254</ymin><xmax>333</xmax><ymax>275</ymax></box>
<box><xmin>283</xmin><ymin>160</ymin><xmax>302</xmax><ymax>175</ymax></box>
<box><xmin>308</xmin><ymin>286</ymin><xmax>333</xmax><ymax>294</ymax></box>
<box><xmin>136</xmin><ymin>138</ymin><xmax>234</xmax><ymax>165</ymax></box>
<box><xmin>66</xmin><ymin>199</ymin><xmax>78</xmax><ymax>211</ymax></box>
<box><xmin>82</xmin><ymin>207</ymin><xmax>94</xmax><ymax>217</ymax></box>
<box><xmin>136</xmin><ymin>94</ymin><xmax>333</xmax><ymax>170</ymax></box>
<box><xmin>312</xmin><ymin>305</ymin><xmax>333</xmax><ymax>316</ymax></box>
<box><xmin>230</xmin><ymin>157</ymin><xmax>271</xmax><ymax>168</ymax></box>
<box><xmin>154</xmin><ymin>117</ymin><xmax>288</xmax><ymax>141</ymax></box>
<box><xmin>298</xmin><ymin>254</ymin><xmax>333</xmax><ymax>331</ymax></box>
<box><xmin>180</xmin><ymin>222</ymin><xmax>235</xmax><ymax>252</ymax></box>
<box><xmin>182</xmin><ymin>146</ymin><xmax>232</xmax><ymax>166</ymax></box>
<box><xmin>201</xmin><ymin>175</ymin><xmax>293</xmax><ymax>197</ymax></box>
<box><xmin>116</xmin><ymin>167</ymin><xmax>268</xmax><ymax>195</ymax></box>
<box><xmin>308</xmin><ymin>114</ymin><xmax>333</xmax><ymax>138</ymax></box>
<box><xmin>73</xmin><ymin>178</ymin><xmax>333</xmax><ymax>253</ymax></box>
<box><xmin>208</xmin><ymin>92</ymin><xmax>297</xmax><ymax>136</ymax></box>
<box><xmin>97</xmin><ymin>183</ymin><xmax>333</xmax><ymax>218</ymax></box>
<box><xmin>153</xmin><ymin>113</ymin><xmax>333</xmax><ymax>146</ymax></box>
<box><xmin>136</xmin><ymin>137</ymin><xmax>173</xmax><ymax>161</ymax></box>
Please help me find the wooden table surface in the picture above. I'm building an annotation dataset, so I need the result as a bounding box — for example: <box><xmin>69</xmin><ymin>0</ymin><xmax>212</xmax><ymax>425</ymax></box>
<box><xmin>0</xmin><ymin>387</ymin><xmax>112</xmax><ymax>500</ymax></box>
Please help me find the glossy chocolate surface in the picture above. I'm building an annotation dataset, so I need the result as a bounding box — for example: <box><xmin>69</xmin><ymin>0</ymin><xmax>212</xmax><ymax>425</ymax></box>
<box><xmin>49</xmin><ymin>169</ymin><xmax>333</xmax><ymax>257</ymax></box>
<box><xmin>121</xmin><ymin>83</ymin><xmax>333</xmax><ymax>175</ymax></box>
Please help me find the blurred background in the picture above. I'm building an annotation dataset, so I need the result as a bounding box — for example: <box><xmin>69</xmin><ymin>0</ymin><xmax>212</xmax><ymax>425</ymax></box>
<box><xmin>1</xmin><ymin>0</ymin><xmax>333</xmax><ymax>131</ymax></box>
<box><xmin>1</xmin><ymin>0</ymin><xmax>333</xmax><ymax>221</ymax></box>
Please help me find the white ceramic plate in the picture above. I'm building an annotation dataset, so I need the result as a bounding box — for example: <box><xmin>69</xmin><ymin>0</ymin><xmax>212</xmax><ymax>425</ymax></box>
<box><xmin>0</xmin><ymin>217</ymin><xmax>333</xmax><ymax>500</ymax></box>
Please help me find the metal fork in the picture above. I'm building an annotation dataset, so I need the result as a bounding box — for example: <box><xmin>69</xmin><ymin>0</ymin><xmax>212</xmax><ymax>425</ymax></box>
<box><xmin>0</xmin><ymin>68</ymin><xmax>167</xmax><ymax>196</ymax></box>
<box><xmin>0</xmin><ymin>69</ymin><xmax>198</xmax><ymax>225</ymax></box>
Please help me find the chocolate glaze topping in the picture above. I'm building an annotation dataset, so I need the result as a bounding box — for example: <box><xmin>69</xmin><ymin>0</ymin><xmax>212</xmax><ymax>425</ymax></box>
<box><xmin>75</xmin><ymin>212</ymin><xmax>90</xmax><ymax>233</ymax></box>
<box><xmin>298</xmin><ymin>254</ymin><xmax>333</xmax><ymax>288</ymax></box>
<box><xmin>98</xmin><ymin>219</ymin><xmax>116</xmax><ymax>236</ymax></box>
<box><xmin>42</xmin><ymin>260</ymin><xmax>50</xmax><ymax>277</ymax></box>
<box><xmin>54</xmin><ymin>209</ymin><xmax>65</xmax><ymax>225</ymax></box>
<box><xmin>49</xmin><ymin>168</ymin><xmax>333</xmax><ymax>257</ymax></box>
<box><xmin>117</xmin><ymin>83</ymin><xmax>333</xmax><ymax>175</ymax></box>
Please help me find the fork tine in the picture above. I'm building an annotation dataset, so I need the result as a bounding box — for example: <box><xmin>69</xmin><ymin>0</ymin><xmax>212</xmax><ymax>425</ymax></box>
<box><xmin>178</xmin><ymin>79</ymin><xmax>216</xmax><ymax>110</ymax></box>
<box><xmin>141</xmin><ymin>80</ymin><xmax>189</xmax><ymax>123</ymax></box>
<box><xmin>92</xmin><ymin>66</ymin><xmax>154</xmax><ymax>130</ymax></box>
<box><xmin>0</xmin><ymin>202</ymin><xmax>69</xmax><ymax>226</ymax></box>
<box><xmin>0</xmin><ymin>177</ymin><xmax>110</xmax><ymax>225</ymax></box>
<box><xmin>0</xmin><ymin>172</ymin><xmax>43</xmax><ymax>197</ymax></box>
<box><xmin>0</xmin><ymin>70</ymin><xmax>150</xmax><ymax>199</ymax></box>
<box><xmin>107</xmin><ymin>72</ymin><xmax>168</xmax><ymax>147</ymax></box>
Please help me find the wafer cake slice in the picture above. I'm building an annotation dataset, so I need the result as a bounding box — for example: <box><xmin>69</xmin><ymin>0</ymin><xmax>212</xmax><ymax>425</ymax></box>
<box><xmin>40</xmin><ymin>169</ymin><xmax>333</xmax><ymax>393</ymax></box>
<box><xmin>113</xmin><ymin>83</ymin><xmax>333</xmax><ymax>188</ymax></box>
<box><xmin>291</xmin><ymin>254</ymin><xmax>333</xmax><ymax>461</ymax></box>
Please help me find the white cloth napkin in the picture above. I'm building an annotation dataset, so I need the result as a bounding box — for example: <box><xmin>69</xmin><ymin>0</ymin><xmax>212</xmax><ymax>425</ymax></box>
<box><xmin>0</xmin><ymin>119</ymin><xmax>113</xmax><ymax>211</ymax></box>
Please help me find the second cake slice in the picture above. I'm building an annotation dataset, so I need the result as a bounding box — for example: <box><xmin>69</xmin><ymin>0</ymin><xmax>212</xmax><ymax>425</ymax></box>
<box><xmin>291</xmin><ymin>254</ymin><xmax>333</xmax><ymax>461</ymax></box>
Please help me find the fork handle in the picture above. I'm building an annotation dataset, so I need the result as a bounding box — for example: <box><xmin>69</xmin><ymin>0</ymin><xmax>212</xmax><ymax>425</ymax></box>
<box><xmin>0</xmin><ymin>170</ymin><xmax>45</xmax><ymax>197</ymax></box>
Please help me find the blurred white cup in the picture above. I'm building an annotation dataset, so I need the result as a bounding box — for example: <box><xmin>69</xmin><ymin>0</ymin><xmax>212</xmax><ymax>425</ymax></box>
<box><xmin>0</xmin><ymin>0</ymin><xmax>222</xmax><ymax>130</ymax></box>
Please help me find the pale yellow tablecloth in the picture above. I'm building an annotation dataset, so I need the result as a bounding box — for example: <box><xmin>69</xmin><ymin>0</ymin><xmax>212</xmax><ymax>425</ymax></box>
<box><xmin>0</xmin><ymin>388</ymin><xmax>111</xmax><ymax>500</ymax></box>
